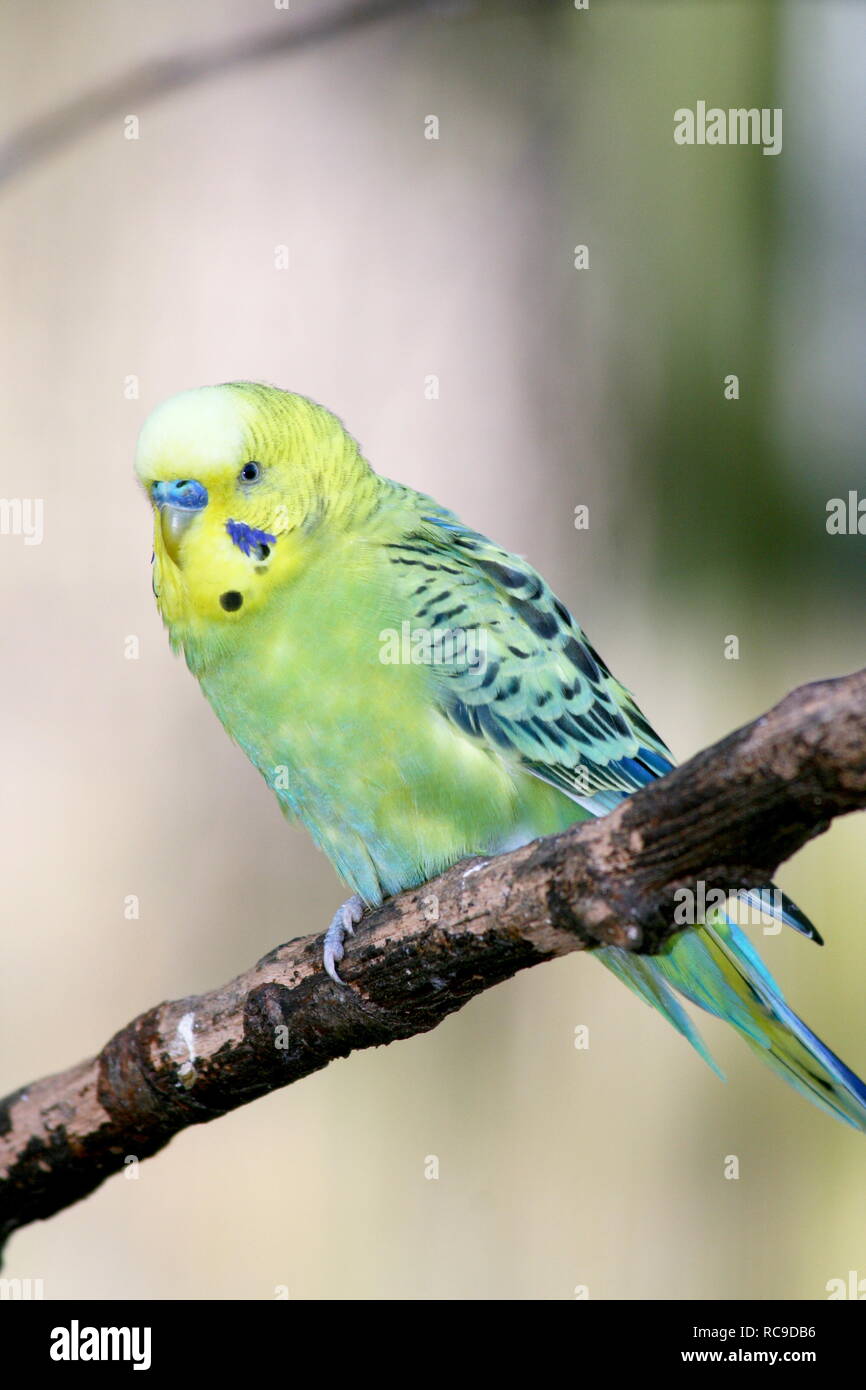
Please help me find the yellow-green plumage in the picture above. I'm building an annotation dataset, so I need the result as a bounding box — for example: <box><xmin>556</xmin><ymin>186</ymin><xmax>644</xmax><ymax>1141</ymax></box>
<box><xmin>138</xmin><ymin>383</ymin><xmax>582</xmax><ymax>899</ymax></box>
<box><xmin>135</xmin><ymin>381</ymin><xmax>866</xmax><ymax>1131</ymax></box>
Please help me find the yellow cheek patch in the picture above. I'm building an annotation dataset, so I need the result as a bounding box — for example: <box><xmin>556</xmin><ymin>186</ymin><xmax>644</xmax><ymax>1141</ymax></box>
<box><xmin>154</xmin><ymin>508</ymin><xmax>309</xmax><ymax>631</ymax></box>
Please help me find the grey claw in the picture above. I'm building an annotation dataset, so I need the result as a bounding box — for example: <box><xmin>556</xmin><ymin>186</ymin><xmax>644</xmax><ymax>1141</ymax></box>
<box><xmin>323</xmin><ymin>895</ymin><xmax>365</xmax><ymax>984</ymax></box>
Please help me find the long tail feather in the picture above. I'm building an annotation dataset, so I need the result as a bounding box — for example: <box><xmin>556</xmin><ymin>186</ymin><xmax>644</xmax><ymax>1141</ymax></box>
<box><xmin>596</xmin><ymin>915</ymin><xmax>866</xmax><ymax>1132</ymax></box>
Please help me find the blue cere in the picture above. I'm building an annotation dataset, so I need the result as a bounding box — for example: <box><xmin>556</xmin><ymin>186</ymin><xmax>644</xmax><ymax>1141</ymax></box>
<box><xmin>151</xmin><ymin>479</ymin><xmax>209</xmax><ymax>511</ymax></box>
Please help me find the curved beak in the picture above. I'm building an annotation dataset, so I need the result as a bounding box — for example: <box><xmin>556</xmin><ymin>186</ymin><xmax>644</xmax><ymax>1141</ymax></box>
<box><xmin>151</xmin><ymin>480</ymin><xmax>208</xmax><ymax>566</ymax></box>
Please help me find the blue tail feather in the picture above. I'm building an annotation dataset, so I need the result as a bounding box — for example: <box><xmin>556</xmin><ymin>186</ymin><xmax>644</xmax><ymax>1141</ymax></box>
<box><xmin>596</xmin><ymin>916</ymin><xmax>866</xmax><ymax>1132</ymax></box>
<box><xmin>555</xmin><ymin>714</ymin><xmax>861</xmax><ymax>1127</ymax></box>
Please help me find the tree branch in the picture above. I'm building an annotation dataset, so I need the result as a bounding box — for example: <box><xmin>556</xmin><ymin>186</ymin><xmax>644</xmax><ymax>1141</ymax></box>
<box><xmin>2</xmin><ymin>668</ymin><xmax>865</xmax><ymax>1253</ymax></box>
<box><xmin>0</xmin><ymin>0</ymin><xmax>443</xmax><ymax>185</ymax></box>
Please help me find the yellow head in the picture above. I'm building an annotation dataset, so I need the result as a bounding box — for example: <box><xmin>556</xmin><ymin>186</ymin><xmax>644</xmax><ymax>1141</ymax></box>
<box><xmin>134</xmin><ymin>383</ymin><xmax>380</xmax><ymax>650</ymax></box>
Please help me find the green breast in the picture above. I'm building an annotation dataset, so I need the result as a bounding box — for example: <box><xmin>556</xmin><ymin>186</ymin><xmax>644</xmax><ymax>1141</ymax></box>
<box><xmin>192</xmin><ymin>531</ymin><xmax>578</xmax><ymax>902</ymax></box>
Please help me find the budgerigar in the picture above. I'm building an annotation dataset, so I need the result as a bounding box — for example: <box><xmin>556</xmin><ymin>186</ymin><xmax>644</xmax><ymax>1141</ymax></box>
<box><xmin>135</xmin><ymin>382</ymin><xmax>866</xmax><ymax>1131</ymax></box>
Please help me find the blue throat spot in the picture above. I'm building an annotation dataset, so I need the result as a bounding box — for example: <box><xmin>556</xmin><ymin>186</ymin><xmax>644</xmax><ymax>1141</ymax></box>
<box><xmin>226</xmin><ymin>519</ymin><xmax>277</xmax><ymax>558</ymax></box>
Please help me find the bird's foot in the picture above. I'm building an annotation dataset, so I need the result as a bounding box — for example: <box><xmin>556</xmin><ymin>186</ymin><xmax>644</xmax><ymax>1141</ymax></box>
<box><xmin>323</xmin><ymin>894</ymin><xmax>365</xmax><ymax>984</ymax></box>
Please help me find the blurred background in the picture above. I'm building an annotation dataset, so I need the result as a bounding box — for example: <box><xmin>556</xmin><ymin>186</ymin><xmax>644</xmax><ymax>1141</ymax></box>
<box><xmin>0</xmin><ymin>0</ymin><xmax>864</xmax><ymax>1300</ymax></box>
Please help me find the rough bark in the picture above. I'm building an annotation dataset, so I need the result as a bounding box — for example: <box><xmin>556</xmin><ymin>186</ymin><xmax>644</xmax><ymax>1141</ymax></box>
<box><xmin>1</xmin><ymin>668</ymin><xmax>864</xmax><ymax>1253</ymax></box>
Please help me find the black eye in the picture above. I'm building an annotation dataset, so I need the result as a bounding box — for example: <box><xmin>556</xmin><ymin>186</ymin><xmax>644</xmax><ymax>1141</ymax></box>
<box><xmin>240</xmin><ymin>461</ymin><xmax>261</xmax><ymax>483</ymax></box>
